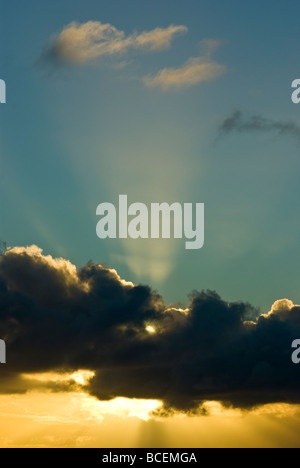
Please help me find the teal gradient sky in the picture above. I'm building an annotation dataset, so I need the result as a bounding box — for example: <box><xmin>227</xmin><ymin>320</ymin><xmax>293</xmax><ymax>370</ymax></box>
<box><xmin>1</xmin><ymin>0</ymin><xmax>300</xmax><ymax>310</ymax></box>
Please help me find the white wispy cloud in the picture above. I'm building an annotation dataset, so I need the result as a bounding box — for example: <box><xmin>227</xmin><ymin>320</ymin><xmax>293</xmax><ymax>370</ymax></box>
<box><xmin>143</xmin><ymin>56</ymin><xmax>226</xmax><ymax>91</ymax></box>
<box><xmin>46</xmin><ymin>21</ymin><xmax>188</xmax><ymax>64</ymax></box>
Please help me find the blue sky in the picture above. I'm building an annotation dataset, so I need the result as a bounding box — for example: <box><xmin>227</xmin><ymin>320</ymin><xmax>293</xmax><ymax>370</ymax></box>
<box><xmin>1</xmin><ymin>0</ymin><xmax>300</xmax><ymax>310</ymax></box>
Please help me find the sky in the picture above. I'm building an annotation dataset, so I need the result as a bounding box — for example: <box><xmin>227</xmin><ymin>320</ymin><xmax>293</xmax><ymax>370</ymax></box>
<box><xmin>1</xmin><ymin>0</ymin><xmax>300</xmax><ymax>448</ymax></box>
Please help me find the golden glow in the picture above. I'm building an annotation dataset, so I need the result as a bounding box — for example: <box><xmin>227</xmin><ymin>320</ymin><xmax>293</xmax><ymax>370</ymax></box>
<box><xmin>146</xmin><ymin>325</ymin><xmax>156</xmax><ymax>334</ymax></box>
<box><xmin>22</xmin><ymin>370</ymin><xmax>95</xmax><ymax>386</ymax></box>
<box><xmin>69</xmin><ymin>371</ymin><xmax>95</xmax><ymax>386</ymax></box>
<box><xmin>90</xmin><ymin>397</ymin><xmax>162</xmax><ymax>421</ymax></box>
<box><xmin>165</xmin><ymin>307</ymin><xmax>190</xmax><ymax>315</ymax></box>
<box><xmin>0</xmin><ymin>392</ymin><xmax>300</xmax><ymax>448</ymax></box>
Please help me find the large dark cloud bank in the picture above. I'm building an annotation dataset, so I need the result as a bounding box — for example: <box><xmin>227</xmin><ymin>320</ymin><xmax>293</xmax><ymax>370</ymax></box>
<box><xmin>0</xmin><ymin>245</ymin><xmax>299</xmax><ymax>414</ymax></box>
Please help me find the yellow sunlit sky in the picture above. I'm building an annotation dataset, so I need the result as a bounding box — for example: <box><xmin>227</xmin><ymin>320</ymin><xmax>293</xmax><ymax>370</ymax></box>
<box><xmin>1</xmin><ymin>390</ymin><xmax>300</xmax><ymax>448</ymax></box>
<box><xmin>0</xmin><ymin>371</ymin><xmax>299</xmax><ymax>448</ymax></box>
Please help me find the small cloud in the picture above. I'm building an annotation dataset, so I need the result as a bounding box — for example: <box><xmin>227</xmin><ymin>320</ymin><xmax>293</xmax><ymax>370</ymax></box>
<box><xmin>39</xmin><ymin>21</ymin><xmax>188</xmax><ymax>67</ymax></box>
<box><xmin>143</xmin><ymin>57</ymin><xmax>226</xmax><ymax>91</ymax></box>
<box><xmin>198</xmin><ymin>38</ymin><xmax>223</xmax><ymax>56</ymax></box>
<box><xmin>143</xmin><ymin>40</ymin><xmax>225</xmax><ymax>91</ymax></box>
<box><xmin>132</xmin><ymin>25</ymin><xmax>188</xmax><ymax>52</ymax></box>
<box><xmin>219</xmin><ymin>110</ymin><xmax>300</xmax><ymax>140</ymax></box>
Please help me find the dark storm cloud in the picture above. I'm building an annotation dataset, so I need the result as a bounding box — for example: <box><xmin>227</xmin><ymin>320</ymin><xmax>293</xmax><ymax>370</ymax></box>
<box><xmin>219</xmin><ymin>110</ymin><xmax>300</xmax><ymax>140</ymax></box>
<box><xmin>0</xmin><ymin>245</ymin><xmax>300</xmax><ymax>413</ymax></box>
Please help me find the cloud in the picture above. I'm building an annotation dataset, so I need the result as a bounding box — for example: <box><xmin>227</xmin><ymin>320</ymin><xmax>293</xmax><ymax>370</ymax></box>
<box><xmin>219</xmin><ymin>110</ymin><xmax>300</xmax><ymax>140</ymax></box>
<box><xmin>1</xmin><ymin>245</ymin><xmax>300</xmax><ymax>414</ymax></box>
<box><xmin>143</xmin><ymin>37</ymin><xmax>226</xmax><ymax>92</ymax></box>
<box><xmin>143</xmin><ymin>57</ymin><xmax>225</xmax><ymax>91</ymax></box>
<box><xmin>198</xmin><ymin>38</ymin><xmax>222</xmax><ymax>56</ymax></box>
<box><xmin>40</xmin><ymin>21</ymin><xmax>188</xmax><ymax>66</ymax></box>
<box><xmin>38</xmin><ymin>22</ymin><xmax>226</xmax><ymax>93</ymax></box>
